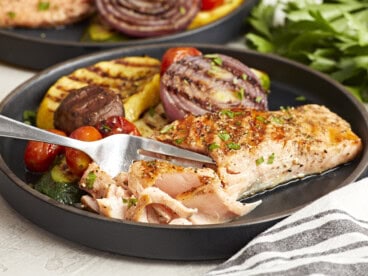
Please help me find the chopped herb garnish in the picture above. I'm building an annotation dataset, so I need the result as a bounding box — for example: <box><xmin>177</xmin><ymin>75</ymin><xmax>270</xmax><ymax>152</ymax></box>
<box><xmin>227</xmin><ymin>142</ymin><xmax>240</xmax><ymax>150</ymax></box>
<box><xmin>256</xmin><ymin>156</ymin><xmax>264</xmax><ymax>166</ymax></box>
<box><xmin>242</xmin><ymin>73</ymin><xmax>248</xmax><ymax>81</ymax></box>
<box><xmin>267</xmin><ymin>153</ymin><xmax>275</xmax><ymax>164</ymax></box>
<box><xmin>123</xmin><ymin>197</ymin><xmax>138</xmax><ymax>208</ymax></box>
<box><xmin>256</xmin><ymin>115</ymin><xmax>266</xmax><ymax>123</ymax></box>
<box><xmin>209</xmin><ymin>143</ymin><xmax>220</xmax><ymax>151</ymax></box>
<box><xmin>218</xmin><ymin>132</ymin><xmax>230</xmax><ymax>141</ymax></box>
<box><xmin>280</xmin><ymin>106</ymin><xmax>291</xmax><ymax>111</ymax></box>
<box><xmin>38</xmin><ymin>1</ymin><xmax>50</xmax><ymax>11</ymax></box>
<box><xmin>220</xmin><ymin>110</ymin><xmax>243</xmax><ymax>119</ymax></box>
<box><xmin>23</xmin><ymin>110</ymin><xmax>36</xmax><ymax>125</ymax></box>
<box><xmin>174</xmin><ymin>138</ymin><xmax>184</xmax><ymax>144</ymax></box>
<box><xmin>86</xmin><ymin>171</ymin><xmax>97</xmax><ymax>189</ymax></box>
<box><xmin>101</xmin><ymin>124</ymin><xmax>112</xmax><ymax>132</ymax></box>
<box><xmin>7</xmin><ymin>11</ymin><xmax>16</xmax><ymax>19</ymax></box>
<box><xmin>255</xmin><ymin>96</ymin><xmax>263</xmax><ymax>103</ymax></box>
<box><xmin>204</xmin><ymin>54</ymin><xmax>223</xmax><ymax>66</ymax></box>
<box><xmin>160</xmin><ymin>124</ymin><xmax>174</xmax><ymax>134</ymax></box>
<box><xmin>220</xmin><ymin>110</ymin><xmax>235</xmax><ymax>118</ymax></box>
<box><xmin>270</xmin><ymin>116</ymin><xmax>284</xmax><ymax>124</ymax></box>
<box><xmin>295</xmin><ymin>95</ymin><xmax>307</xmax><ymax>102</ymax></box>
<box><xmin>237</xmin><ymin>88</ymin><xmax>245</xmax><ymax>100</ymax></box>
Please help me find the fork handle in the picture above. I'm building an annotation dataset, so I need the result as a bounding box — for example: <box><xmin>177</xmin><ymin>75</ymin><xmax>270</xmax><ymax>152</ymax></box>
<box><xmin>0</xmin><ymin>114</ymin><xmax>85</xmax><ymax>149</ymax></box>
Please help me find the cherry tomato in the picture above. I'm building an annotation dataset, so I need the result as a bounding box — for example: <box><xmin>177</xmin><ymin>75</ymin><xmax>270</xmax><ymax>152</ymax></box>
<box><xmin>160</xmin><ymin>47</ymin><xmax>202</xmax><ymax>75</ymax></box>
<box><xmin>24</xmin><ymin>129</ymin><xmax>67</xmax><ymax>172</ymax></box>
<box><xmin>65</xmin><ymin>126</ymin><xmax>102</xmax><ymax>176</ymax></box>
<box><xmin>95</xmin><ymin>116</ymin><xmax>140</xmax><ymax>137</ymax></box>
<box><xmin>201</xmin><ymin>0</ymin><xmax>224</xmax><ymax>10</ymax></box>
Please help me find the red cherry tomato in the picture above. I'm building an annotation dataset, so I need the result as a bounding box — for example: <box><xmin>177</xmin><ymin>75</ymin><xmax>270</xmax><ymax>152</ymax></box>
<box><xmin>95</xmin><ymin>116</ymin><xmax>140</xmax><ymax>137</ymax></box>
<box><xmin>160</xmin><ymin>47</ymin><xmax>202</xmax><ymax>75</ymax></box>
<box><xmin>24</xmin><ymin>129</ymin><xmax>67</xmax><ymax>172</ymax></box>
<box><xmin>65</xmin><ymin>126</ymin><xmax>102</xmax><ymax>176</ymax></box>
<box><xmin>201</xmin><ymin>0</ymin><xmax>224</xmax><ymax>10</ymax></box>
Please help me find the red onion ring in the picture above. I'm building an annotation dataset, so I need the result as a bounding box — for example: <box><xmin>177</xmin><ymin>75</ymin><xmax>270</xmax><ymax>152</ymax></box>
<box><xmin>95</xmin><ymin>0</ymin><xmax>201</xmax><ymax>37</ymax></box>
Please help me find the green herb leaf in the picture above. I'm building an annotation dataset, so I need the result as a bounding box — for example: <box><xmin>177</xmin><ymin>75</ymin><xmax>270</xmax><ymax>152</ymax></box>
<box><xmin>86</xmin><ymin>172</ymin><xmax>97</xmax><ymax>189</ymax></box>
<box><xmin>160</xmin><ymin>124</ymin><xmax>174</xmax><ymax>134</ymax></box>
<box><xmin>295</xmin><ymin>95</ymin><xmax>307</xmax><ymax>101</ymax></box>
<box><xmin>218</xmin><ymin>132</ymin><xmax>230</xmax><ymax>141</ymax></box>
<box><xmin>209</xmin><ymin>143</ymin><xmax>220</xmax><ymax>151</ymax></box>
<box><xmin>38</xmin><ymin>1</ymin><xmax>50</xmax><ymax>11</ymax></box>
<box><xmin>227</xmin><ymin>142</ymin><xmax>241</xmax><ymax>150</ymax></box>
<box><xmin>256</xmin><ymin>156</ymin><xmax>264</xmax><ymax>166</ymax></box>
<box><xmin>205</xmin><ymin>54</ymin><xmax>223</xmax><ymax>66</ymax></box>
<box><xmin>7</xmin><ymin>11</ymin><xmax>16</xmax><ymax>19</ymax></box>
<box><xmin>267</xmin><ymin>153</ymin><xmax>275</xmax><ymax>164</ymax></box>
<box><xmin>246</xmin><ymin>0</ymin><xmax>368</xmax><ymax>102</ymax></box>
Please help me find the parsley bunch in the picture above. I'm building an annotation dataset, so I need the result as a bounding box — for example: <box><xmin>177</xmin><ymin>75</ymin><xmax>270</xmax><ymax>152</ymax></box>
<box><xmin>245</xmin><ymin>0</ymin><xmax>368</xmax><ymax>102</ymax></box>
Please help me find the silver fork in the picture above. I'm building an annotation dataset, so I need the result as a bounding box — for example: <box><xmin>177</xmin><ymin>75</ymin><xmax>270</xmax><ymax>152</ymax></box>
<box><xmin>0</xmin><ymin>115</ymin><xmax>215</xmax><ymax>176</ymax></box>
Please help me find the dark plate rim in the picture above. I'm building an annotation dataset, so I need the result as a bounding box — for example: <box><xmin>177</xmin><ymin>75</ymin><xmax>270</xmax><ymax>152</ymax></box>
<box><xmin>0</xmin><ymin>1</ymin><xmax>253</xmax><ymax>48</ymax></box>
<box><xmin>1</xmin><ymin>43</ymin><xmax>368</xmax><ymax>232</ymax></box>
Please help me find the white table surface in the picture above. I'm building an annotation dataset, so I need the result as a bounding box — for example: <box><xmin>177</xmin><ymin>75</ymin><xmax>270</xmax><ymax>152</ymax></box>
<box><xmin>0</xmin><ymin>62</ymin><xmax>222</xmax><ymax>275</ymax></box>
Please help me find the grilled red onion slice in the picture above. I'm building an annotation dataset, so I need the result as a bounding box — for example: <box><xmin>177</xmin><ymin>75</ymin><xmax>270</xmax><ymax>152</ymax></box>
<box><xmin>160</xmin><ymin>54</ymin><xmax>269</xmax><ymax>122</ymax></box>
<box><xmin>95</xmin><ymin>0</ymin><xmax>201</xmax><ymax>37</ymax></box>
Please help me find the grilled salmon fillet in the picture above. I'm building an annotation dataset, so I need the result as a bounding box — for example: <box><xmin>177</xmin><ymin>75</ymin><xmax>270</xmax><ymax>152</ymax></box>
<box><xmin>0</xmin><ymin>0</ymin><xmax>95</xmax><ymax>28</ymax></box>
<box><xmin>156</xmin><ymin>104</ymin><xmax>363</xmax><ymax>199</ymax></box>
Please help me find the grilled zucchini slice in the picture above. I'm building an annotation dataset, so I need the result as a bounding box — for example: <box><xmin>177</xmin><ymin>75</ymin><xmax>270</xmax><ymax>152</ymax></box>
<box><xmin>36</xmin><ymin>56</ymin><xmax>161</xmax><ymax>129</ymax></box>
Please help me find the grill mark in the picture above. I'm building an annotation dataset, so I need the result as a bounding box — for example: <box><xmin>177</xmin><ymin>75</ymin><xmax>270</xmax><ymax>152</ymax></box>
<box><xmin>162</xmin><ymin>55</ymin><xmax>267</xmax><ymax>114</ymax></box>
<box><xmin>114</xmin><ymin>58</ymin><xmax>161</xmax><ymax>70</ymax></box>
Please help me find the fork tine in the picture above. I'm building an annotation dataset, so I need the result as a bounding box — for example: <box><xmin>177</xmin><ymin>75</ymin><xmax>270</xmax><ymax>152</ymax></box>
<box><xmin>128</xmin><ymin>135</ymin><xmax>215</xmax><ymax>165</ymax></box>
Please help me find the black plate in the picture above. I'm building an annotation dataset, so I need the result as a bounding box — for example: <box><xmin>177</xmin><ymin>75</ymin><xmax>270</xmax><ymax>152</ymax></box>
<box><xmin>0</xmin><ymin>0</ymin><xmax>257</xmax><ymax>70</ymax></box>
<box><xmin>0</xmin><ymin>44</ymin><xmax>368</xmax><ymax>261</ymax></box>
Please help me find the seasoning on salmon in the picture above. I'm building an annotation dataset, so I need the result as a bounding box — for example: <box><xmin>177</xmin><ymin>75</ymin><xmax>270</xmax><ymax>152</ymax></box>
<box><xmin>156</xmin><ymin>104</ymin><xmax>363</xmax><ymax>198</ymax></box>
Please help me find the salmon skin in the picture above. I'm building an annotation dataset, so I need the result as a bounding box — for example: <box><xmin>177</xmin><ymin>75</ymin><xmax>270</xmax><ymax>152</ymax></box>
<box><xmin>156</xmin><ymin>104</ymin><xmax>363</xmax><ymax>199</ymax></box>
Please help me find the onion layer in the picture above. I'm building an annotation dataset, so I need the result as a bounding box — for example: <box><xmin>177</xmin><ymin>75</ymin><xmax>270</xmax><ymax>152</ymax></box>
<box><xmin>95</xmin><ymin>0</ymin><xmax>201</xmax><ymax>37</ymax></box>
<box><xmin>160</xmin><ymin>54</ymin><xmax>268</xmax><ymax>121</ymax></box>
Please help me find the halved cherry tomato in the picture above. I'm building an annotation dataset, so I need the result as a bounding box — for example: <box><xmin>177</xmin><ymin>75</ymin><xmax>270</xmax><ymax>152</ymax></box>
<box><xmin>201</xmin><ymin>0</ymin><xmax>224</xmax><ymax>11</ymax></box>
<box><xmin>24</xmin><ymin>129</ymin><xmax>67</xmax><ymax>172</ymax></box>
<box><xmin>65</xmin><ymin>126</ymin><xmax>102</xmax><ymax>176</ymax></box>
<box><xmin>95</xmin><ymin>116</ymin><xmax>140</xmax><ymax>137</ymax></box>
<box><xmin>160</xmin><ymin>47</ymin><xmax>202</xmax><ymax>75</ymax></box>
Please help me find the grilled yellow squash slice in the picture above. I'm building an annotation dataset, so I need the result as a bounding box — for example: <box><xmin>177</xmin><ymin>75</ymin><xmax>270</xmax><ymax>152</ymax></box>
<box><xmin>36</xmin><ymin>56</ymin><xmax>161</xmax><ymax>129</ymax></box>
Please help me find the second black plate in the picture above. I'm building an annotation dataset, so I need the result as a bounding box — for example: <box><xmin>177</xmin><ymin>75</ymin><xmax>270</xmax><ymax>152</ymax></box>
<box><xmin>0</xmin><ymin>0</ymin><xmax>257</xmax><ymax>70</ymax></box>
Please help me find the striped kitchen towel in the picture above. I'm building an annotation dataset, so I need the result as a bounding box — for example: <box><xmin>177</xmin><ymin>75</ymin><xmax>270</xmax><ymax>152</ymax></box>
<box><xmin>207</xmin><ymin>177</ymin><xmax>368</xmax><ymax>276</ymax></box>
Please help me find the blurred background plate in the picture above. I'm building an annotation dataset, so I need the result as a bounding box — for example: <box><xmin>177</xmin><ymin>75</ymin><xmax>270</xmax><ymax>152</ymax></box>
<box><xmin>0</xmin><ymin>0</ymin><xmax>257</xmax><ymax>70</ymax></box>
<box><xmin>0</xmin><ymin>44</ymin><xmax>367</xmax><ymax>261</ymax></box>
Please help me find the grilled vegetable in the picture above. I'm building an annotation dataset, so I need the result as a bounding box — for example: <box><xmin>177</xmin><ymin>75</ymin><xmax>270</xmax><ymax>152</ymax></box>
<box><xmin>54</xmin><ymin>85</ymin><xmax>124</xmax><ymax>134</ymax></box>
<box><xmin>36</xmin><ymin>56</ymin><xmax>161</xmax><ymax>129</ymax></box>
<box><xmin>160</xmin><ymin>53</ymin><xmax>268</xmax><ymax>121</ymax></box>
<box><xmin>160</xmin><ymin>47</ymin><xmax>203</xmax><ymax>75</ymax></box>
<box><xmin>189</xmin><ymin>0</ymin><xmax>244</xmax><ymax>29</ymax></box>
<box><xmin>24</xmin><ymin>129</ymin><xmax>67</xmax><ymax>173</ymax></box>
<box><xmin>34</xmin><ymin>171</ymin><xmax>84</xmax><ymax>205</ymax></box>
<box><xmin>95</xmin><ymin>0</ymin><xmax>201</xmax><ymax>38</ymax></box>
